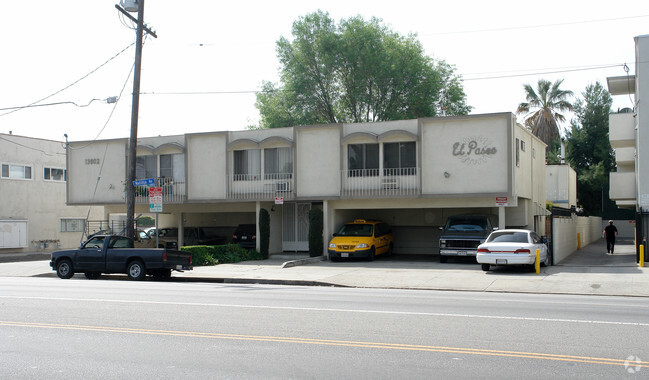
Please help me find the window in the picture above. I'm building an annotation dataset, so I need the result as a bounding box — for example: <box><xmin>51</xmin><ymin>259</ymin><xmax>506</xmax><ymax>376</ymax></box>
<box><xmin>520</xmin><ymin>140</ymin><xmax>526</xmax><ymax>152</ymax></box>
<box><xmin>136</xmin><ymin>155</ymin><xmax>157</xmax><ymax>180</ymax></box>
<box><xmin>384</xmin><ymin>142</ymin><xmax>416</xmax><ymax>175</ymax></box>
<box><xmin>44</xmin><ymin>167</ymin><xmax>66</xmax><ymax>182</ymax></box>
<box><xmin>515</xmin><ymin>138</ymin><xmax>520</xmax><ymax>167</ymax></box>
<box><xmin>348</xmin><ymin>144</ymin><xmax>379</xmax><ymax>176</ymax></box>
<box><xmin>233</xmin><ymin>149</ymin><xmax>261</xmax><ymax>180</ymax></box>
<box><xmin>1</xmin><ymin>163</ymin><xmax>32</xmax><ymax>180</ymax></box>
<box><xmin>160</xmin><ymin>154</ymin><xmax>186</xmax><ymax>182</ymax></box>
<box><xmin>264</xmin><ymin>147</ymin><xmax>293</xmax><ymax>179</ymax></box>
<box><xmin>61</xmin><ymin>218</ymin><xmax>85</xmax><ymax>232</ymax></box>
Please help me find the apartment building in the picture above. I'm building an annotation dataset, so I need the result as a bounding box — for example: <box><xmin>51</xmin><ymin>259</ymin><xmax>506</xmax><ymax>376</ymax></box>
<box><xmin>66</xmin><ymin>113</ymin><xmax>547</xmax><ymax>255</ymax></box>
<box><xmin>0</xmin><ymin>133</ymin><xmax>103</xmax><ymax>252</ymax></box>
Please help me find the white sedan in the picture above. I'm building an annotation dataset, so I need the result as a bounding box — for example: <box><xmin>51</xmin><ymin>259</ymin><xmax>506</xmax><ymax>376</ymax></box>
<box><xmin>476</xmin><ymin>229</ymin><xmax>550</xmax><ymax>271</ymax></box>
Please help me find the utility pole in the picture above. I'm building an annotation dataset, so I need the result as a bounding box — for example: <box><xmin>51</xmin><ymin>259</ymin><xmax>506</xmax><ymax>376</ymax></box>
<box><xmin>117</xmin><ymin>0</ymin><xmax>156</xmax><ymax>240</ymax></box>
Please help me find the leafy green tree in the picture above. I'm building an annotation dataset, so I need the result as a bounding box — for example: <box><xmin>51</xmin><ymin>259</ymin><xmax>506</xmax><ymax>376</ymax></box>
<box><xmin>516</xmin><ymin>79</ymin><xmax>574</xmax><ymax>150</ymax></box>
<box><xmin>565</xmin><ymin>82</ymin><xmax>613</xmax><ymax>215</ymax></box>
<box><xmin>255</xmin><ymin>11</ymin><xmax>471</xmax><ymax>128</ymax></box>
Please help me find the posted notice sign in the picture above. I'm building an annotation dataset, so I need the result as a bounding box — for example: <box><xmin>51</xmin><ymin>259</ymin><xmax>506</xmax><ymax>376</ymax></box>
<box><xmin>275</xmin><ymin>197</ymin><xmax>284</xmax><ymax>205</ymax></box>
<box><xmin>495</xmin><ymin>196</ymin><xmax>508</xmax><ymax>206</ymax></box>
<box><xmin>149</xmin><ymin>187</ymin><xmax>163</xmax><ymax>213</ymax></box>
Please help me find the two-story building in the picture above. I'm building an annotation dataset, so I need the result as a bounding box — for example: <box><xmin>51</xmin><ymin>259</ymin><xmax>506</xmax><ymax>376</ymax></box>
<box><xmin>66</xmin><ymin>113</ymin><xmax>547</xmax><ymax>255</ymax></box>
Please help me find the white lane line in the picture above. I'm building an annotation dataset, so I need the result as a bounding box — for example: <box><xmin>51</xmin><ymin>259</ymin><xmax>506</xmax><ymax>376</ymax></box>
<box><xmin>2</xmin><ymin>295</ymin><xmax>648</xmax><ymax>327</ymax></box>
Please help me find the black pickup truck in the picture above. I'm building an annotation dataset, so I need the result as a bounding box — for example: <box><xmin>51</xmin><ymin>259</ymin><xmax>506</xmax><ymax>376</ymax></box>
<box><xmin>50</xmin><ymin>235</ymin><xmax>193</xmax><ymax>280</ymax></box>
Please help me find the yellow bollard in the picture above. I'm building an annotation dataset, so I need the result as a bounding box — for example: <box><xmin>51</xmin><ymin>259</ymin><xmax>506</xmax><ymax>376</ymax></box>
<box><xmin>536</xmin><ymin>249</ymin><xmax>541</xmax><ymax>274</ymax></box>
<box><xmin>577</xmin><ymin>233</ymin><xmax>581</xmax><ymax>250</ymax></box>
<box><xmin>641</xmin><ymin>245</ymin><xmax>645</xmax><ymax>268</ymax></box>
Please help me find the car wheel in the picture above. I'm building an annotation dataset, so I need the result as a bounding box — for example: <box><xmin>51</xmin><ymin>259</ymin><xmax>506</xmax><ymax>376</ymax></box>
<box><xmin>56</xmin><ymin>259</ymin><xmax>74</xmax><ymax>279</ymax></box>
<box><xmin>387</xmin><ymin>243</ymin><xmax>394</xmax><ymax>257</ymax></box>
<box><xmin>152</xmin><ymin>269</ymin><xmax>171</xmax><ymax>280</ymax></box>
<box><xmin>439</xmin><ymin>255</ymin><xmax>448</xmax><ymax>263</ymax></box>
<box><xmin>368</xmin><ymin>247</ymin><xmax>376</xmax><ymax>261</ymax></box>
<box><xmin>481</xmin><ymin>264</ymin><xmax>490</xmax><ymax>271</ymax></box>
<box><xmin>84</xmin><ymin>272</ymin><xmax>101</xmax><ymax>280</ymax></box>
<box><xmin>127</xmin><ymin>260</ymin><xmax>146</xmax><ymax>280</ymax></box>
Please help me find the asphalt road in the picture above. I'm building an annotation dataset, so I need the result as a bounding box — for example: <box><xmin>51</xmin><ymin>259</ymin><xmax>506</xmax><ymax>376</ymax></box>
<box><xmin>1</xmin><ymin>277</ymin><xmax>648</xmax><ymax>379</ymax></box>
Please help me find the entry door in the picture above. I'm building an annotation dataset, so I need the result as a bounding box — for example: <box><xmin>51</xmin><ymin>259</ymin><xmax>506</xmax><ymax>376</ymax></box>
<box><xmin>282</xmin><ymin>202</ymin><xmax>311</xmax><ymax>252</ymax></box>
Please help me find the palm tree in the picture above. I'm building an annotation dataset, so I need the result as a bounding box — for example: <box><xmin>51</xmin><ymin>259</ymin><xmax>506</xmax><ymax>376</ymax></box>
<box><xmin>516</xmin><ymin>79</ymin><xmax>573</xmax><ymax>149</ymax></box>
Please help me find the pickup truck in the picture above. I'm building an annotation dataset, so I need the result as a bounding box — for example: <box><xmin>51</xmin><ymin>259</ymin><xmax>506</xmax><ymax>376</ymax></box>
<box><xmin>439</xmin><ymin>215</ymin><xmax>496</xmax><ymax>263</ymax></box>
<box><xmin>49</xmin><ymin>235</ymin><xmax>193</xmax><ymax>280</ymax></box>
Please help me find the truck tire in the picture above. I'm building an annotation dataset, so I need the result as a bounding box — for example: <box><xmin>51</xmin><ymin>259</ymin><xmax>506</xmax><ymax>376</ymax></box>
<box><xmin>56</xmin><ymin>259</ymin><xmax>74</xmax><ymax>279</ymax></box>
<box><xmin>127</xmin><ymin>260</ymin><xmax>146</xmax><ymax>280</ymax></box>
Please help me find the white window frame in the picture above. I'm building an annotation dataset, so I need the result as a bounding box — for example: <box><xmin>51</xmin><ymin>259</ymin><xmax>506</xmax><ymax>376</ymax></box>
<box><xmin>44</xmin><ymin>167</ymin><xmax>67</xmax><ymax>182</ymax></box>
<box><xmin>1</xmin><ymin>163</ymin><xmax>33</xmax><ymax>180</ymax></box>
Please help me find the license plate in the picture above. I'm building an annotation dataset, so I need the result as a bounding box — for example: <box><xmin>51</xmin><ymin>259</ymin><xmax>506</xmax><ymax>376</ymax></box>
<box><xmin>496</xmin><ymin>259</ymin><xmax>507</xmax><ymax>265</ymax></box>
<box><xmin>241</xmin><ymin>236</ymin><xmax>247</xmax><ymax>240</ymax></box>
<box><xmin>341</xmin><ymin>253</ymin><xmax>349</xmax><ymax>258</ymax></box>
<box><xmin>457</xmin><ymin>251</ymin><xmax>468</xmax><ymax>256</ymax></box>
<box><xmin>176</xmin><ymin>265</ymin><xmax>183</xmax><ymax>270</ymax></box>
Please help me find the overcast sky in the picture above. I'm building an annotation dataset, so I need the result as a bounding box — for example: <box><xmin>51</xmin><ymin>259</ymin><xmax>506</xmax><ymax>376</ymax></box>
<box><xmin>1</xmin><ymin>0</ymin><xmax>648</xmax><ymax>143</ymax></box>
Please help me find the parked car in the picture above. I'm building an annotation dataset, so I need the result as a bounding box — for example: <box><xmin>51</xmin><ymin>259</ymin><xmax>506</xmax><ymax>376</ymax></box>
<box><xmin>232</xmin><ymin>224</ymin><xmax>256</xmax><ymax>248</ymax></box>
<box><xmin>328</xmin><ymin>219</ymin><xmax>393</xmax><ymax>261</ymax></box>
<box><xmin>476</xmin><ymin>229</ymin><xmax>550</xmax><ymax>272</ymax></box>
<box><xmin>154</xmin><ymin>227</ymin><xmax>226</xmax><ymax>249</ymax></box>
<box><xmin>439</xmin><ymin>214</ymin><xmax>496</xmax><ymax>263</ymax></box>
<box><xmin>49</xmin><ymin>235</ymin><xmax>193</xmax><ymax>280</ymax></box>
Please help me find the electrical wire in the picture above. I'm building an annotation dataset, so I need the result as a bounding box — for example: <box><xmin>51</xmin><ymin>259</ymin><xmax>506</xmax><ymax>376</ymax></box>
<box><xmin>0</xmin><ymin>99</ymin><xmax>109</xmax><ymax>111</ymax></box>
<box><xmin>0</xmin><ymin>135</ymin><xmax>62</xmax><ymax>156</ymax></box>
<box><xmin>0</xmin><ymin>42</ymin><xmax>135</xmax><ymax>118</ymax></box>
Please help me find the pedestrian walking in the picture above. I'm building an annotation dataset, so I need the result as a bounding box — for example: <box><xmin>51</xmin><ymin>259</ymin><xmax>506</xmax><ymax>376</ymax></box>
<box><xmin>603</xmin><ymin>220</ymin><xmax>618</xmax><ymax>254</ymax></box>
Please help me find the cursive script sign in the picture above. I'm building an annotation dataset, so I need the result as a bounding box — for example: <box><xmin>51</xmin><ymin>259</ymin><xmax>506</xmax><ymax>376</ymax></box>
<box><xmin>452</xmin><ymin>137</ymin><xmax>497</xmax><ymax>165</ymax></box>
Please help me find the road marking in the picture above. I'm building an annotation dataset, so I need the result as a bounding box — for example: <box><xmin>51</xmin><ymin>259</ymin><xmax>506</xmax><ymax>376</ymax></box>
<box><xmin>1</xmin><ymin>320</ymin><xmax>648</xmax><ymax>368</ymax></box>
<box><xmin>2</xmin><ymin>295</ymin><xmax>649</xmax><ymax>327</ymax></box>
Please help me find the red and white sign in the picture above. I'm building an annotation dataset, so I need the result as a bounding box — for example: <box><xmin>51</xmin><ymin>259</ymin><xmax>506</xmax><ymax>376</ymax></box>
<box><xmin>495</xmin><ymin>196</ymin><xmax>508</xmax><ymax>206</ymax></box>
<box><xmin>149</xmin><ymin>187</ymin><xmax>163</xmax><ymax>212</ymax></box>
<box><xmin>274</xmin><ymin>197</ymin><xmax>284</xmax><ymax>205</ymax></box>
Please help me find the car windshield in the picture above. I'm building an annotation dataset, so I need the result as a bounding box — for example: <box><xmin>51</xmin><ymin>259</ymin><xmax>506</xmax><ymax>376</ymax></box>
<box><xmin>337</xmin><ymin>223</ymin><xmax>373</xmax><ymax>237</ymax></box>
<box><xmin>445</xmin><ymin>217</ymin><xmax>487</xmax><ymax>231</ymax></box>
<box><xmin>487</xmin><ymin>231</ymin><xmax>529</xmax><ymax>243</ymax></box>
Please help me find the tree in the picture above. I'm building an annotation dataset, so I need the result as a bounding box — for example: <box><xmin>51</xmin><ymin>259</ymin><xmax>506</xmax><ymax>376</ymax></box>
<box><xmin>516</xmin><ymin>79</ymin><xmax>574</xmax><ymax>150</ymax></box>
<box><xmin>565</xmin><ymin>82</ymin><xmax>613</xmax><ymax>215</ymax></box>
<box><xmin>255</xmin><ymin>11</ymin><xmax>471</xmax><ymax>128</ymax></box>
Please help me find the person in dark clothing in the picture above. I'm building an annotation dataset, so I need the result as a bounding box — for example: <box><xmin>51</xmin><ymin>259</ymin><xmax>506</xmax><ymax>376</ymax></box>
<box><xmin>603</xmin><ymin>220</ymin><xmax>618</xmax><ymax>254</ymax></box>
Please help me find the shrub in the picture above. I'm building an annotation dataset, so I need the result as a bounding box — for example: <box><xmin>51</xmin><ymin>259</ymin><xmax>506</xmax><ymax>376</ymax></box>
<box><xmin>180</xmin><ymin>244</ymin><xmax>263</xmax><ymax>266</ymax></box>
<box><xmin>259</xmin><ymin>208</ymin><xmax>270</xmax><ymax>259</ymax></box>
<box><xmin>308</xmin><ymin>208</ymin><xmax>323</xmax><ymax>257</ymax></box>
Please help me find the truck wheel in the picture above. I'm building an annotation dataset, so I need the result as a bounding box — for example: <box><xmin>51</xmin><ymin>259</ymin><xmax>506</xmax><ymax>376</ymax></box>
<box><xmin>152</xmin><ymin>269</ymin><xmax>171</xmax><ymax>280</ymax></box>
<box><xmin>127</xmin><ymin>260</ymin><xmax>146</xmax><ymax>280</ymax></box>
<box><xmin>56</xmin><ymin>259</ymin><xmax>74</xmax><ymax>279</ymax></box>
<box><xmin>481</xmin><ymin>264</ymin><xmax>490</xmax><ymax>272</ymax></box>
<box><xmin>84</xmin><ymin>272</ymin><xmax>101</xmax><ymax>280</ymax></box>
<box><xmin>439</xmin><ymin>255</ymin><xmax>448</xmax><ymax>263</ymax></box>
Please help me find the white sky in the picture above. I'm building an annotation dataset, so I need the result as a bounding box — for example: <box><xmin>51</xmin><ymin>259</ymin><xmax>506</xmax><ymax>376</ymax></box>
<box><xmin>1</xmin><ymin>0</ymin><xmax>648</xmax><ymax>142</ymax></box>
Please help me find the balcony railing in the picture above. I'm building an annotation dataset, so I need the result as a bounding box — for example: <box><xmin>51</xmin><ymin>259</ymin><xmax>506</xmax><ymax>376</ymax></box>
<box><xmin>134</xmin><ymin>177</ymin><xmax>186</xmax><ymax>204</ymax></box>
<box><xmin>228</xmin><ymin>173</ymin><xmax>295</xmax><ymax>200</ymax></box>
<box><xmin>342</xmin><ymin>168</ymin><xmax>420</xmax><ymax>197</ymax></box>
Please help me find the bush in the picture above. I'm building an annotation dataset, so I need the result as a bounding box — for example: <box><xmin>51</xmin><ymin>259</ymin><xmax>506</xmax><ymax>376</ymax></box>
<box><xmin>308</xmin><ymin>208</ymin><xmax>323</xmax><ymax>257</ymax></box>
<box><xmin>259</xmin><ymin>208</ymin><xmax>270</xmax><ymax>259</ymax></box>
<box><xmin>181</xmin><ymin>244</ymin><xmax>263</xmax><ymax>266</ymax></box>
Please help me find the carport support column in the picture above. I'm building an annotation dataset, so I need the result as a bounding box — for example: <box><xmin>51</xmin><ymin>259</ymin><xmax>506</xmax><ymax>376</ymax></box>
<box><xmin>498</xmin><ymin>206</ymin><xmax>506</xmax><ymax>230</ymax></box>
<box><xmin>323</xmin><ymin>200</ymin><xmax>330</xmax><ymax>258</ymax></box>
<box><xmin>178</xmin><ymin>213</ymin><xmax>184</xmax><ymax>247</ymax></box>
<box><xmin>255</xmin><ymin>201</ymin><xmax>260</xmax><ymax>252</ymax></box>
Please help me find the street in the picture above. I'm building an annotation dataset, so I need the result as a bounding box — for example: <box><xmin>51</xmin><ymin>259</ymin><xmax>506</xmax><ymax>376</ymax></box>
<box><xmin>1</xmin><ymin>277</ymin><xmax>648</xmax><ymax>379</ymax></box>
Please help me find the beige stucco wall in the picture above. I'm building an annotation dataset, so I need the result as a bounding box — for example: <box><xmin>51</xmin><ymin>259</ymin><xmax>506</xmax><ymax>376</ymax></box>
<box><xmin>546</xmin><ymin>164</ymin><xmax>577</xmax><ymax>209</ymax></box>
<box><xmin>295</xmin><ymin>125</ymin><xmax>341</xmax><ymax>197</ymax></box>
<box><xmin>186</xmin><ymin>132</ymin><xmax>227</xmax><ymax>200</ymax></box>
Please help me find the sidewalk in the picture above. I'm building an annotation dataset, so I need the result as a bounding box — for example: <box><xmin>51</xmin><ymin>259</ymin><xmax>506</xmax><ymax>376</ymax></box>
<box><xmin>1</xmin><ymin>239</ymin><xmax>647</xmax><ymax>297</ymax></box>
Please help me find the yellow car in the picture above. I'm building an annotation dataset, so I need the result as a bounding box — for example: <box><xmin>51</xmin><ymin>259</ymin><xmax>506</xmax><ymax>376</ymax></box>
<box><xmin>328</xmin><ymin>219</ymin><xmax>394</xmax><ymax>261</ymax></box>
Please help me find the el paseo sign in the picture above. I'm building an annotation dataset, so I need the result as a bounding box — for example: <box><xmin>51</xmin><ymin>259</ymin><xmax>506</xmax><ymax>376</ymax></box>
<box><xmin>452</xmin><ymin>136</ymin><xmax>497</xmax><ymax>165</ymax></box>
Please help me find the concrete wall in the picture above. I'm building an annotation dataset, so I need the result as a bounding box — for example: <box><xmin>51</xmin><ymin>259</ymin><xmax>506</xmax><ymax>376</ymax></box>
<box><xmin>187</xmin><ymin>132</ymin><xmax>227</xmax><ymax>200</ymax></box>
<box><xmin>553</xmin><ymin>215</ymin><xmax>603</xmax><ymax>264</ymax></box>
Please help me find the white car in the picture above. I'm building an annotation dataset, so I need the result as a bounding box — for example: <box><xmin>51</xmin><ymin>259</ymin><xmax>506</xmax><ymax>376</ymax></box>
<box><xmin>476</xmin><ymin>229</ymin><xmax>550</xmax><ymax>271</ymax></box>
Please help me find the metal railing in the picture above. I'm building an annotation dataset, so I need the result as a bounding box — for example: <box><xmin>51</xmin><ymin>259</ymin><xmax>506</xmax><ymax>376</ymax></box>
<box><xmin>342</xmin><ymin>167</ymin><xmax>420</xmax><ymax>197</ymax></box>
<box><xmin>134</xmin><ymin>177</ymin><xmax>186</xmax><ymax>204</ymax></box>
<box><xmin>228</xmin><ymin>173</ymin><xmax>295</xmax><ymax>200</ymax></box>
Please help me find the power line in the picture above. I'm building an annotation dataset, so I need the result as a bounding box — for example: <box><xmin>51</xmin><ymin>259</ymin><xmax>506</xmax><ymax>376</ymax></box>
<box><xmin>0</xmin><ymin>42</ymin><xmax>135</xmax><ymax>118</ymax></box>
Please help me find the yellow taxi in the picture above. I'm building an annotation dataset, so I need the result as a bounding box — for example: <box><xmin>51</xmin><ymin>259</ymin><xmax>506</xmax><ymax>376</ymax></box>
<box><xmin>328</xmin><ymin>219</ymin><xmax>394</xmax><ymax>261</ymax></box>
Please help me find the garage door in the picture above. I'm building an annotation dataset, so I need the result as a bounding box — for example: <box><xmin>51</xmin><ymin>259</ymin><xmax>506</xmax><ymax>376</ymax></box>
<box><xmin>0</xmin><ymin>220</ymin><xmax>28</xmax><ymax>248</ymax></box>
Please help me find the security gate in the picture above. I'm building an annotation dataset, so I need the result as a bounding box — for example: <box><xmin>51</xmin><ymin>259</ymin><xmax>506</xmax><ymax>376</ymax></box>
<box><xmin>282</xmin><ymin>202</ymin><xmax>311</xmax><ymax>252</ymax></box>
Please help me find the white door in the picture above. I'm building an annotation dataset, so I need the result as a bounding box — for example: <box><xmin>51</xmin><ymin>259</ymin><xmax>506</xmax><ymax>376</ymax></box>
<box><xmin>0</xmin><ymin>220</ymin><xmax>28</xmax><ymax>248</ymax></box>
<box><xmin>282</xmin><ymin>202</ymin><xmax>311</xmax><ymax>252</ymax></box>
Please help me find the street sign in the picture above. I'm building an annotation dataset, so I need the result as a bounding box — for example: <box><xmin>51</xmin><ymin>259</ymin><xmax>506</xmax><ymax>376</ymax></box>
<box><xmin>275</xmin><ymin>197</ymin><xmax>284</xmax><ymax>205</ymax></box>
<box><xmin>149</xmin><ymin>186</ymin><xmax>163</xmax><ymax>213</ymax></box>
<box><xmin>495</xmin><ymin>196</ymin><xmax>508</xmax><ymax>206</ymax></box>
<box><xmin>133</xmin><ymin>178</ymin><xmax>155</xmax><ymax>187</ymax></box>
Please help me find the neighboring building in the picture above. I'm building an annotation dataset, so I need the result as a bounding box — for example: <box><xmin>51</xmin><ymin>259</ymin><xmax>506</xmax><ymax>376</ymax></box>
<box><xmin>546</xmin><ymin>164</ymin><xmax>577</xmax><ymax>210</ymax></box>
<box><xmin>0</xmin><ymin>133</ymin><xmax>104</xmax><ymax>252</ymax></box>
<box><xmin>607</xmin><ymin>34</ymin><xmax>649</xmax><ymax>247</ymax></box>
<box><xmin>66</xmin><ymin>113</ymin><xmax>548</xmax><ymax>255</ymax></box>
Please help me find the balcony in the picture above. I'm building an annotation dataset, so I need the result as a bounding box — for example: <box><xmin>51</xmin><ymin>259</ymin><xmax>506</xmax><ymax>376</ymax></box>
<box><xmin>134</xmin><ymin>177</ymin><xmax>186</xmax><ymax>204</ymax></box>
<box><xmin>609</xmin><ymin>112</ymin><xmax>636</xmax><ymax>149</ymax></box>
<box><xmin>609</xmin><ymin>172</ymin><xmax>636</xmax><ymax>202</ymax></box>
<box><xmin>228</xmin><ymin>173</ymin><xmax>295</xmax><ymax>200</ymax></box>
<box><xmin>342</xmin><ymin>168</ymin><xmax>420</xmax><ymax>198</ymax></box>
